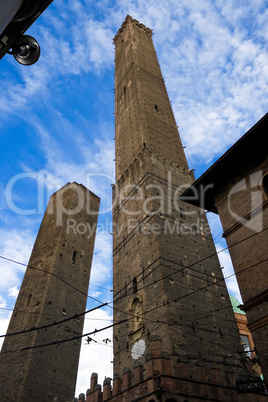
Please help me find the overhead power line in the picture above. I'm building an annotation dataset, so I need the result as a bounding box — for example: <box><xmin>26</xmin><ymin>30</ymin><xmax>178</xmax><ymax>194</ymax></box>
<box><xmin>140</xmin><ymin>258</ymin><xmax>268</xmax><ymax>318</ymax></box>
<box><xmin>0</xmin><ymin>255</ymin><xmax>111</xmax><ymax>290</ymax></box>
<box><xmin>1</xmin><ymin>257</ymin><xmax>265</xmax><ymax>355</ymax></box>
<box><xmin>1</xmin><ymin>319</ymin><xmax>127</xmax><ymax>355</ymax></box>
<box><xmin>0</xmin><ymin>307</ymin><xmax>112</xmax><ymax>322</ymax></box>
<box><xmin>0</xmin><ymin>302</ymin><xmax>108</xmax><ymax>339</ymax></box>
<box><xmin>0</xmin><ymin>255</ymin><xmax>105</xmax><ymax>305</ymax></box>
<box><xmin>0</xmin><ymin>228</ymin><xmax>266</xmax><ymax>344</ymax></box>
<box><xmin>113</xmin><ymin>227</ymin><xmax>267</xmax><ymax>304</ymax></box>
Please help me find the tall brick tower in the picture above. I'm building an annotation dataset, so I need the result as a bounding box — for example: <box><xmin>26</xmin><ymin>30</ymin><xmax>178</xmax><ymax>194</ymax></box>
<box><xmin>0</xmin><ymin>182</ymin><xmax>99</xmax><ymax>402</ymax></box>
<box><xmin>111</xmin><ymin>15</ymin><xmax>245</xmax><ymax>400</ymax></box>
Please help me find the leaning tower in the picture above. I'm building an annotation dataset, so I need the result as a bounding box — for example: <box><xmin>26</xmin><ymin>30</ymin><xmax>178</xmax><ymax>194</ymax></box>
<box><xmin>0</xmin><ymin>183</ymin><xmax>99</xmax><ymax>401</ymax></box>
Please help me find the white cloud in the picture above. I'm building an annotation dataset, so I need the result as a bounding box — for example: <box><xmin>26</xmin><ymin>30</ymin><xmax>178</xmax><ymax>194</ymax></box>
<box><xmin>8</xmin><ymin>286</ymin><xmax>19</xmax><ymax>299</ymax></box>
<box><xmin>0</xmin><ymin>296</ymin><xmax>6</xmax><ymax>309</ymax></box>
<box><xmin>0</xmin><ymin>229</ymin><xmax>34</xmax><ymax>292</ymax></box>
<box><xmin>256</xmin><ymin>8</ymin><xmax>268</xmax><ymax>41</ymax></box>
<box><xmin>1</xmin><ymin>0</ymin><xmax>266</xmax><ymax>168</ymax></box>
<box><xmin>88</xmin><ymin>290</ymin><xmax>102</xmax><ymax>298</ymax></box>
<box><xmin>206</xmin><ymin>213</ymin><xmax>242</xmax><ymax>303</ymax></box>
<box><xmin>90</xmin><ymin>231</ymin><xmax>113</xmax><ymax>287</ymax></box>
<box><xmin>216</xmin><ymin>246</ymin><xmax>242</xmax><ymax>304</ymax></box>
<box><xmin>154</xmin><ymin>1</ymin><xmax>268</xmax><ymax>162</ymax></box>
<box><xmin>0</xmin><ymin>316</ymin><xmax>10</xmax><ymax>351</ymax></box>
<box><xmin>0</xmin><ymin>8</ymin><xmax>115</xmax><ymax>126</ymax></box>
<box><xmin>7</xmin><ymin>114</ymin><xmax>115</xmax><ymax>217</ymax></box>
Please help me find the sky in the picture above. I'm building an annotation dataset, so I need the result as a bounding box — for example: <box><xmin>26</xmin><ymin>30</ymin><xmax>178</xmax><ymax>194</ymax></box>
<box><xmin>0</xmin><ymin>0</ymin><xmax>267</xmax><ymax>397</ymax></box>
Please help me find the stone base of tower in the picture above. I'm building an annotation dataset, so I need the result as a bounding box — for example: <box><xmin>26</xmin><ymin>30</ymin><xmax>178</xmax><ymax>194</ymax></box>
<box><xmin>75</xmin><ymin>337</ymin><xmax>267</xmax><ymax>402</ymax></box>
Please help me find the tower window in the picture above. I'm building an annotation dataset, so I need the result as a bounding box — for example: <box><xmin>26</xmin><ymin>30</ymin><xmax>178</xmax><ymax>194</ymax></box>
<box><xmin>240</xmin><ymin>334</ymin><xmax>252</xmax><ymax>357</ymax></box>
<box><xmin>154</xmin><ymin>104</ymin><xmax>158</xmax><ymax>111</ymax></box>
<box><xmin>27</xmin><ymin>293</ymin><xmax>32</xmax><ymax>307</ymax></box>
<box><xmin>133</xmin><ymin>277</ymin><xmax>137</xmax><ymax>293</ymax></box>
<box><xmin>72</xmin><ymin>250</ymin><xmax>77</xmax><ymax>265</ymax></box>
<box><xmin>130</xmin><ymin>297</ymin><xmax>143</xmax><ymax>334</ymax></box>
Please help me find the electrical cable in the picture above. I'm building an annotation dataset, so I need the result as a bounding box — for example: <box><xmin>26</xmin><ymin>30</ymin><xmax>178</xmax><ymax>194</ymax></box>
<box><xmin>139</xmin><ymin>258</ymin><xmax>267</xmax><ymax>318</ymax></box>
<box><xmin>110</xmin><ymin>257</ymin><xmax>268</xmax><ymax>358</ymax></box>
<box><xmin>0</xmin><ymin>302</ymin><xmax>108</xmax><ymax>339</ymax></box>
<box><xmin>0</xmin><ymin>298</ymin><xmax>237</xmax><ymax>361</ymax></box>
<box><xmin>2</xmin><ymin>256</ymin><xmax>264</xmax><ymax>355</ymax></box>
<box><xmin>2</xmin><ymin>188</ymin><xmax>262</xmax><ymax>314</ymax></box>
<box><xmin>113</xmin><ymin>217</ymin><xmax>266</xmax><ymax>298</ymax></box>
<box><xmin>0</xmin><ymin>255</ymin><xmax>105</xmax><ymax>305</ymax></box>
<box><xmin>112</xmin><ymin>310</ymin><xmax>243</xmax><ymax>364</ymax></box>
<box><xmin>0</xmin><ymin>228</ymin><xmax>266</xmax><ymax>344</ymax></box>
<box><xmin>0</xmin><ymin>307</ymin><xmax>112</xmax><ymax>322</ymax></box>
<box><xmin>0</xmin><ymin>319</ymin><xmax>127</xmax><ymax>354</ymax></box>
<box><xmin>0</xmin><ymin>254</ymin><xmax>111</xmax><ymax>290</ymax></box>
<box><xmin>113</xmin><ymin>227</ymin><xmax>267</xmax><ymax>304</ymax></box>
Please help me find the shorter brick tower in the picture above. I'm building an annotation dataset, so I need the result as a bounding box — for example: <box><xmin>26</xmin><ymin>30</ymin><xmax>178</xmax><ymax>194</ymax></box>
<box><xmin>0</xmin><ymin>182</ymin><xmax>100</xmax><ymax>402</ymax></box>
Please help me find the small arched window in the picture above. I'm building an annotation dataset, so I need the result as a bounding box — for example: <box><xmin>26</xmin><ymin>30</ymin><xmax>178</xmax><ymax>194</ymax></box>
<box><xmin>130</xmin><ymin>297</ymin><xmax>143</xmax><ymax>334</ymax></box>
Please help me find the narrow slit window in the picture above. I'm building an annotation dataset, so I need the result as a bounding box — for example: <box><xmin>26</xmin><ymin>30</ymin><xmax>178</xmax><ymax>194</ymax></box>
<box><xmin>133</xmin><ymin>277</ymin><xmax>137</xmax><ymax>293</ymax></box>
<box><xmin>72</xmin><ymin>250</ymin><xmax>77</xmax><ymax>265</ymax></box>
<box><xmin>27</xmin><ymin>293</ymin><xmax>32</xmax><ymax>306</ymax></box>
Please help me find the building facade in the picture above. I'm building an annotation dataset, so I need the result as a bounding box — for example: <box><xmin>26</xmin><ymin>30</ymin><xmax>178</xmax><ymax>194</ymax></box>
<box><xmin>0</xmin><ymin>182</ymin><xmax>100</xmax><ymax>402</ymax></box>
<box><xmin>182</xmin><ymin>114</ymin><xmax>268</xmax><ymax>390</ymax></box>
<box><xmin>230</xmin><ymin>295</ymin><xmax>263</xmax><ymax>379</ymax></box>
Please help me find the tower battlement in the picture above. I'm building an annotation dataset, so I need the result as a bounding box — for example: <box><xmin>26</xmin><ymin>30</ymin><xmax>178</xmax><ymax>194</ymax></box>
<box><xmin>113</xmin><ymin>15</ymin><xmax>153</xmax><ymax>44</ymax></box>
<box><xmin>74</xmin><ymin>336</ymin><xmax>247</xmax><ymax>402</ymax></box>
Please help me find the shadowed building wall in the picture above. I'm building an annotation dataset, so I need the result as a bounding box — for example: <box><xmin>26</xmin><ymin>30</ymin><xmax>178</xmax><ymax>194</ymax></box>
<box><xmin>0</xmin><ymin>182</ymin><xmax>99</xmax><ymax>402</ymax></box>
<box><xmin>181</xmin><ymin>114</ymin><xmax>268</xmax><ymax>389</ymax></box>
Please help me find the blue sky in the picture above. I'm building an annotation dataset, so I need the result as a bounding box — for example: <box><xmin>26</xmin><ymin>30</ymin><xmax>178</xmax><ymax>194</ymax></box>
<box><xmin>0</xmin><ymin>0</ymin><xmax>267</xmax><ymax>396</ymax></box>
